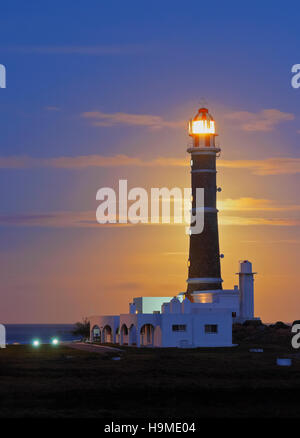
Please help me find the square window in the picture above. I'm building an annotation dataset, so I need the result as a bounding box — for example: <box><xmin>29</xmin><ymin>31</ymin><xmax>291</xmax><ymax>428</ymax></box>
<box><xmin>172</xmin><ymin>324</ymin><xmax>186</xmax><ymax>332</ymax></box>
<box><xmin>205</xmin><ymin>324</ymin><xmax>218</xmax><ymax>334</ymax></box>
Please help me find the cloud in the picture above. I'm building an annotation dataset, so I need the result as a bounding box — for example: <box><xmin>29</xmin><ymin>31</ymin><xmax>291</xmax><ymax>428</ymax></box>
<box><xmin>224</xmin><ymin>109</ymin><xmax>294</xmax><ymax>131</ymax></box>
<box><xmin>81</xmin><ymin>111</ymin><xmax>185</xmax><ymax>129</ymax></box>
<box><xmin>44</xmin><ymin>106</ymin><xmax>61</xmax><ymax>112</ymax></box>
<box><xmin>218</xmin><ymin>198</ymin><xmax>300</xmax><ymax>226</ymax></box>
<box><xmin>240</xmin><ymin>239</ymin><xmax>300</xmax><ymax>244</ymax></box>
<box><xmin>219</xmin><ymin>197</ymin><xmax>300</xmax><ymax>212</ymax></box>
<box><xmin>1</xmin><ymin>205</ymin><xmax>299</xmax><ymax>229</ymax></box>
<box><xmin>219</xmin><ymin>216</ymin><xmax>300</xmax><ymax>226</ymax></box>
<box><xmin>218</xmin><ymin>157</ymin><xmax>300</xmax><ymax>175</ymax></box>
<box><xmin>0</xmin><ymin>211</ymin><xmax>133</xmax><ymax>228</ymax></box>
<box><xmin>0</xmin><ymin>154</ymin><xmax>300</xmax><ymax>175</ymax></box>
<box><xmin>0</xmin><ymin>154</ymin><xmax>186</xmax><ymax>169</ymax></box>
<box><xmin>1</xmin><ymin>45</ymin><xmax>143</xmax><ymax>55</ymax></box>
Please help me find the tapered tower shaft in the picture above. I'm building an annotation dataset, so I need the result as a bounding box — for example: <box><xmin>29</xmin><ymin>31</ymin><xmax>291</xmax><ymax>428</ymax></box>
<box><xmin>186</xmin><ymin>108</ymin><xmax>222</xmax><ymax>297</ymax></box>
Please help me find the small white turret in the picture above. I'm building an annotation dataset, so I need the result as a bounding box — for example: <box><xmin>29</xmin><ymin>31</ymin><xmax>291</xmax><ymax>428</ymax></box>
<box><xmin>238</xmin><ymin>260</ymin><xmax>256</xmax><ymax>321</ymax></box>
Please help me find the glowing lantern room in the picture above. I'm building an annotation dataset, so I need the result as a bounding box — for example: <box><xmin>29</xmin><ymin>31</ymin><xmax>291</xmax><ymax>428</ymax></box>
<box><xmin>188</xmin><ymin>107</ymin><xmax>217</xmax><ymax>148</ymax></box>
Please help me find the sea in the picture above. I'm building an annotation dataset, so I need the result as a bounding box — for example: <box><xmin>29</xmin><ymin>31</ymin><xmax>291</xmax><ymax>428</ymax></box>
<box><xmin>4</xmin><ymin>324</ymin><xmax>79</xmax><ymax>345</ymax></box>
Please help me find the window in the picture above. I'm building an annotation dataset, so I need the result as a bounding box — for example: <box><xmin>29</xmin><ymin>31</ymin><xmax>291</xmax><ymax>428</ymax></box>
<box><xmin>205</xmin><ymin>324</ymin><xmax>218</xmax><ymax>334</ymax></box>
<box><xmin>205</xmin><ymin>134</ymin><xmax>210</xmax><ymax>147</ymax></box>
<box><xmin>172</xmin><ymin>324</ymin><xmax>186</xmax><ymax>332</ymax></box>
<box><xmin>232</xmin><ymin>312</ymin><xmax>236</xmax><ymax>318</ymax></box>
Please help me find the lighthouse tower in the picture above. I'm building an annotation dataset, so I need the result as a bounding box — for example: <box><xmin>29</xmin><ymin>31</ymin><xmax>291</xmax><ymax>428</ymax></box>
<box><xmin>186</xmin><ymin>108</ymin><xmax>222</xmax><ymax>300</ymax></box>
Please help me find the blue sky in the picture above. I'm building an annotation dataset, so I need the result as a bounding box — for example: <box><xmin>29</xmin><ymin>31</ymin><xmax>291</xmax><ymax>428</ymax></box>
<box><xmin>0</xmin><ymin>1</ymin><xmax>299</xmax><ymax>323</ymax></box>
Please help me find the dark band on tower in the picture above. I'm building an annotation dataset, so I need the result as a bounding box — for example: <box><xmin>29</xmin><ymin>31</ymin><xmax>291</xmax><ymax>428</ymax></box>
<box><xmin>186</xmin><ymin>107</ymin><xmax>222</xmax><ymax>299</ymax></box>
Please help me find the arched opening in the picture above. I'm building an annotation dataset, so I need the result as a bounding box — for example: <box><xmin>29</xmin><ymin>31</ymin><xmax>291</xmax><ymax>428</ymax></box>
<box><xmin>103</xmin><ymin>325</ymin><xmax>112</xmax><ymax>343</ymax></box>
<box><xmin>120</xmin><ymin>324</ymin><xmax>129</xmax><ymax>345</ymax></box>
<box><xmin>91</xmin><ymin>325</ymin><xmax>101</xmax><ymax>342</ymax></box>
<box><xmin>115</xmin><ymin>327</ymin><xmax>120</xmax><ymax>344</ymax></box>
<box><xmin>140</xmin><ymin>324</ymin><xmax>155</xmax><ymax>347</ymax></box>
<box><xmin>129</xmin><ymin>324</ymin><xmax>137</xmax><ymax>345</ymax></box>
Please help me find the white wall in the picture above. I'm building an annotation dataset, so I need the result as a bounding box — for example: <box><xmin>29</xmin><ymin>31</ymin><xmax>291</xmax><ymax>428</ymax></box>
<box><xmin>192</xmin><ymin>310</ymin><xmax>233</xmax><ymax>347</ymax></box>
<box><xmin>160</xmin><ymin>310</ymin><xmax>233</xmax><ymax>348</ymax></box>
<box><xmin>161</xmin><ymin>314</ymin><xmax>193</xmax><ymax>348</ymax></box>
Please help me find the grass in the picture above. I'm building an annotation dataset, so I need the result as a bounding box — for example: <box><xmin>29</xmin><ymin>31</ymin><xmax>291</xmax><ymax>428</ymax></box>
<box><xmin>0</xmin><ymin>336</ymin><xmax>300</xmax><ymax>418</ymax></box>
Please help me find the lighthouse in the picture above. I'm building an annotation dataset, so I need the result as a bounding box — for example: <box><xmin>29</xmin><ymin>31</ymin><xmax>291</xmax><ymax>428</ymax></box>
<box><xmin>186</xmin><ymin>107</ymin><xmax>222</xmax><ymax>300</ymax></box>
<box><xmin>89</xmin><ymin>104</ymin><xmax>260</xmax><ymax>348</ymax></box>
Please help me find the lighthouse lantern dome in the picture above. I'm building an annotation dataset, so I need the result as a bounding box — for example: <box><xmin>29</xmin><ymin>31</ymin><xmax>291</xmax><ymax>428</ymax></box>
<box><xmin>188</xmin><ymin>107</ymin><xmax>216</xmax><ymax>136</ymax></box>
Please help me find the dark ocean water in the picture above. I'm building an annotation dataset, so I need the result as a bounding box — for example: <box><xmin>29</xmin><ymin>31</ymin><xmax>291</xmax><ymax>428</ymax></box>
<box><xmin>4</xmin><ymin>324</ymin><xmax>79</xmax><ymax>345</ymax></box>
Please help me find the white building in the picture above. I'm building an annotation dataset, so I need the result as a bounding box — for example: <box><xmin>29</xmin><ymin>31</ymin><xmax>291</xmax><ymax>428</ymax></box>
<box><xmin>89</xmin><ymin>260</ymin><xmax>258</xmax><ymax>348</ymax></box>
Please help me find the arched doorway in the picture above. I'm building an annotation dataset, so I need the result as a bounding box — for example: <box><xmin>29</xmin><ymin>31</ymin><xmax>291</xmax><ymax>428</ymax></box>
<box><xmin>120</xmin><ymin>324</ymin><xmax>129</xmax><ymax>345</ymax></box>
<box><xmin>91</xmin><ymin>325</ymin><xmax>101</xmax><ymax>341</ymax></box>
<box><xmin>103</xmin><ymin>325</ymin><xmax>112</xmax><ymax>343</ymax></box>
<box><xmin>129</xmin><ymin>324</ymin><xmax>137</xmax><ymax>345</ymax></box>
<box><xmin>140</xmin><ymin>324</ymin><xmax>155</xmax><ymax>346</ymax></box>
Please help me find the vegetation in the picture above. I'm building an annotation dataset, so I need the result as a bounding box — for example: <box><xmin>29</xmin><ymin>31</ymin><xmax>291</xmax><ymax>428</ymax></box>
<box><xmin>71</xmin><ymin>317</ymin><xmax>90</xmax><ymax>340</ymax></box>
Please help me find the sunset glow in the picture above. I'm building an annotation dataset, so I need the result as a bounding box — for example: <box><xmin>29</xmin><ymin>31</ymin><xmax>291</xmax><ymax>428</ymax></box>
<box><xmin>0</xmin><ymin>2</ymin><xmax>299</xmax><ymax>327</ymax></box>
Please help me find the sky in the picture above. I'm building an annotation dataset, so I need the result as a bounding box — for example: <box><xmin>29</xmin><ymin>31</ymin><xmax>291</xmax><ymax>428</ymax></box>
<box><xmin>0</xmin><ymin>1</ymin><xmax>299</xmax><ymax>323</ymax></box>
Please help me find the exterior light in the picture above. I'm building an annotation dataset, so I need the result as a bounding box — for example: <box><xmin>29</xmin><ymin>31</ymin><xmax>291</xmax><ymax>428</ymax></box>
<box><xmin>188</xmin><ymin>107</ymin><xmax>217</xmax><ymax>149</ymax></box>
<box><xmin>188</xmin><ymin>107</ymin><xmax>216</xmax><ymax>136</ymax></box>
<box><xmin>189</xmin><ymin>119</ymin><xmax>215</xmax><ymax>134</ymax></box>
<box><xmin>32</xmin><ymin>339</ymin><xmax>40</xmax><ymax>347</ymax></box>
<box><xmin>51</xmin><ymin>338</ymin><xmax>59</xmax><ymax>345</ymax></box>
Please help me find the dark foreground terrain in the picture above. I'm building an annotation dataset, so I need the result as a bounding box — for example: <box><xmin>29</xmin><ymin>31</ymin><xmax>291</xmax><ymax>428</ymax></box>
<box><xmin>0</xmin><ymin>323</ymin><xmax>299</xmax><ymax>418</ymax></box>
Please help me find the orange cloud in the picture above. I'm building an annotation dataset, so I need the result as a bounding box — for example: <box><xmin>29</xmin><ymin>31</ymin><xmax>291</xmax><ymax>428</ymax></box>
<box><xmin>1</xmin><ymin>205</ymin><xmax>299</xmax><ymax>228</ymax></box>
<box><xmin>218</xmin><ymin>157</ymin><xmax>300</xmax><ymax>175</ymax></box>
<box><xmin>219</xmin><ymin>197</ymin><xmax>300</xmax><ymax>212</ymax></box>
<box><xmin>0</xmin><ymin>154</ymin><xmax>187</xmax><ymax>169</ymax></box>
<box><xmin>224</xmin><ymin>109</ymin><xmax>294</xmax><ymax>131</ymax></box>
<box><xmin>0</xmin><ymin>154</ymin><xmax>299</xmax><ymax>176</ymax></box>
<box><xmin>218</xmin><ymin>198</ymin><xmax>300</xmax><ymax>226</ymax></box>
<box><xmin>219</xmin><ymin>216</ymin><xmax>300</xmax><ymax>226</ymax></box>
